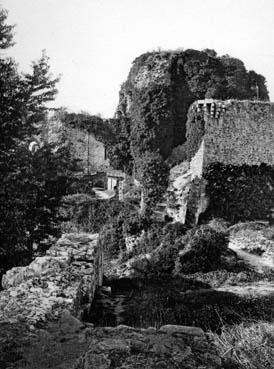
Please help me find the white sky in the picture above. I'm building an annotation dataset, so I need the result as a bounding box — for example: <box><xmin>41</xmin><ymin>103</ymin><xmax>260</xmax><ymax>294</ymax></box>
<box><xmin>2</xmin><ymin>0</ymin><xmax>274</xmax><ymax>117</ymax></box>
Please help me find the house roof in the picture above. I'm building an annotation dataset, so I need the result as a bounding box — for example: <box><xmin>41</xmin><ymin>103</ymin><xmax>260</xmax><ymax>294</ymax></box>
<box><xmin>107</xmin><ymin>169</ymin><xmax>125</xmax><ymax>178</ymax></box>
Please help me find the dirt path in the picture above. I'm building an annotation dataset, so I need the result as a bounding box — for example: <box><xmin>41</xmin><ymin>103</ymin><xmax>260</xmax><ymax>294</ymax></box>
<box><xmin>215</xmin><ymin>241</ymin><xmax>274</xmax><ymax>297</ymax></box>
<box><xmin>93</xmin><ymin>187</ymin><xmax>115</xmax><ymax>199</ymax></box>
<box><xmin>229</xmin><ymin>241</ymin><xmax>274</xmax><ymax>273</ymax></box>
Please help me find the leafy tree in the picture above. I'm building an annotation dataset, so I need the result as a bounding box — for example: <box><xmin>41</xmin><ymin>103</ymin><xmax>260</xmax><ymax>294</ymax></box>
<box><xmin>0</xmin><ymin>8</ymin><xmax>73</xmax><ymax>271</ymax></box>
<box><xmin>135</xmin><ymin>152</ymin><xmax>169</xmax><ymax>214</ymax></box>
<box><xmin>0</xmin><ymin>9</ymin><xmax>14</xmax><ymax>49</ymax></box>
<box><xmin>107</xmin><ymin>117</ymin><xmax>133</xmax><ymax>174</ymax></box>
<box><xmin>248</xmin><ymin>70</ymin><xmax>269</xmax><ymax>100</ymax></box>
<box><xmin>220</xmin><ymin>56</ymin><xmax>250</xmax><ymax>99</ymax></box>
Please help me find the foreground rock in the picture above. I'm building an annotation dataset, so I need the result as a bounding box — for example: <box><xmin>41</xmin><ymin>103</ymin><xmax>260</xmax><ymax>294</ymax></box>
<box><xmin>74</xmin><ymin>324</ymin><xmax>222</xmax><ymax>369</ymax></box>
<box><xmin>1</xmin><ymin>322</ymin><xmax>224</xmax><ymax>369</ymax></box>
<box><xmin>0</xmin><ymin>233</ymin><xmax>102</xmax><ymax>326</ymax></box>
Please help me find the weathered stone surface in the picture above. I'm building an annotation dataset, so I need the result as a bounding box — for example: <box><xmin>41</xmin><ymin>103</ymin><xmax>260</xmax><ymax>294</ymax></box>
<box><xmin>44</xmin><ymin>111</ymin><xmax>110</xmax><ymax>173</ymax></box>
<box><xmin>159</xmin><ymin>324</ymin><xmax>205</xmax><ymax>336</ymax></box>
<box><xmin>74</xmin><ymin>325</ymin><xmax>223</xmax><ymax>369</ymax></box>
<box><xmin>168</xmin><ymin>100</ymin><xmax>274</xmax><ymax>224</ymax></box>
<box><xmin>202</xmin><ymin>100</ymin><xmax>274</xmax><ymax>167</ymax></box>
<box><xmin>0</xmin><ymin>233</ymin><xmax>102</xmax><ymax>326</ymax></box>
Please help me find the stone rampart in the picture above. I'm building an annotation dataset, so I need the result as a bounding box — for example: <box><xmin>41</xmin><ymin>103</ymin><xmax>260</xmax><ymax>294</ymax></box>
<box><xmin>0</xmin><ymin>233</ymin><xmax>103</xmax><ymax>326</ymax></box>
<box><xmin>169</xmin><ymin>100</ymin><xmax>274</xmax><ymax>224</ymax></box>
<box><xmin>44</xmin><ymin>111</ymin><xmax>110</xmax><ymax>173</ymax></box>
<box><xmin>192</xmin><ymin>100</ymin><xmax>274</xmax><ymax>167</ymax></box>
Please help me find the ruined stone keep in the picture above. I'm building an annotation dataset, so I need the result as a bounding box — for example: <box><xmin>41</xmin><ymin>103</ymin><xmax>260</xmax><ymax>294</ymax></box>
<box><xmin>168</xmin><ymin>100</ymin><xmax>274</xmax><ymax>224</ymax></box>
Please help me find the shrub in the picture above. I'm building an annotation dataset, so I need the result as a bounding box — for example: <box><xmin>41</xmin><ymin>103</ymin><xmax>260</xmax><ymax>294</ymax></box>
<box><xmin>130</xmin><ymin>242</ymin><xmax>179</xmax><ymax>279</ymax></box>
<box><xmin>129</xmin><ymin>222</ymin><xmax>188</xmax><ymax>277</ymax></box>
<box><xmin>151</xmin><ymin>243</ymin><xmax>179</xmax><ymax>277</ymax></box>
<box><xmin>207</xmin><ymin>218</ymin><xmax>230</xmax><ymax>233</ymax></box>
<box><xmin>174</xmin><ymin>225</ymin><xmax>229</xmax><ymax>274</ymax></box>
<box><xmin>60</xmin><ymin>194</ymin><xmax>107</xmax><ymax>233</ymax></box>
<box><xmin>96</xmin><ymin>204</ymin><xmax>144</xmax><ymax>259</ymax></box>
<box><xmin>130</xmin><ymin>222</ymin><xmax>166</xmax><ymax>256</ymax></box>
<box><xmin>162</xmin><ymin>222</ymin><xmax>188</xmax><ymax>244</ymax></box>
<box><xmin>98</xmin><ymin>222</ymin><xmax>125</xmax><ymax>258</ymax></box>
<box><xmin>122</xmin><ymin>213</ymin><xmax>151</xmax><ymax>237</ymax></box>
<box><xmin>60</xmin><ymin>196</ymin><xmax>134</xmax><ymax>234</ymax></box>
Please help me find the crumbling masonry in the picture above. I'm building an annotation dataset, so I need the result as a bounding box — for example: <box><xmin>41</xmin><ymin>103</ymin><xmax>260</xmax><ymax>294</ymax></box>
<box><xmin>167</xmin><ymin>100</ymin><xmax>274</xmax><ymax>224</ymax></box>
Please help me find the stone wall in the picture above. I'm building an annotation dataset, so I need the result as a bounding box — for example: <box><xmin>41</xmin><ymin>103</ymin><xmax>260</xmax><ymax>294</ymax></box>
<box><xmin>44</xmin><ymin>111</ymin><xmax>110</xmax><ymax>173</ymax></box>
<box><xmin>190</xmin><ymin>139</ymin><xmax>205</xmax><ymax>179</ymax></box>
<box><xmin>169</xmin><ymin>100</ymin><xmax>274</xmax><ymax>224</ymax></box>
<box><xmin>0</xmin><ymin>233</ymin><xmax>103</xmax><ymax>326</ymax></box>
<box><xmin>201</xmin><ymin>100</ymin><xmax>274</xmax><ymax>167</ymax></box>
<box><xmin>66</xmin><ymin>126</ymin><xmax>109</xmax><ymax>172</ymax></box>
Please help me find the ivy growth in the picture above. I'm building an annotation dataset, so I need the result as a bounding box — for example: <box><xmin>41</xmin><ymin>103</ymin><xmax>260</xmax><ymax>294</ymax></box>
<box><xmin>203</xmin><ymin>163</ymin><xmax>274</xmax><ymax>223</ymax></box>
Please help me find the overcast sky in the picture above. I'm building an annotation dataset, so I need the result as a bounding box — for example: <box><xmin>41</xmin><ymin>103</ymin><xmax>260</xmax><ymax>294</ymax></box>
<box><xmin>2</xmin><ymin>0</ymin><xmax>274</xmax><ymax>117</ymax></box>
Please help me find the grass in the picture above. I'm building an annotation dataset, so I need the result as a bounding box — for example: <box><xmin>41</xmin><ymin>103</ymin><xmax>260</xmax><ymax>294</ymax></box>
<box><xmin>214</xmin><ymin>321</ymin><xmax>274</xmax><ymax>369</ymax></box>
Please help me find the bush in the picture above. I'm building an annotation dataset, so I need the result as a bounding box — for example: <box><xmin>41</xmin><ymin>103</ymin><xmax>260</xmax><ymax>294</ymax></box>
<box><xmin>130</xmin><ymin>222</ymin><xmax>166</xmax><ymax>256</ymax></box>
<box><xmin>129</xmin><ymin>222</ymin><xmax>188</xmax><ymax>278</ymax></box>
<box><xmin>60</xmin><ymin>196</ymin><xmax>134</xmax><ymax>234</ymax></box>
<box><xmin>60</xmin><ymin>194</ymin><xmax>107</xmax><ymax>233</ymax></box>
<box><xmin>161</xmin><ymin>222</ymin><xmax>188</xmax><ymax>244</ymax></box>
<box><xmin>96</xmin><ymin>204</ymin><xmax>144</xmax><ymax>259</ymax></box>
<box><xmin>98</xmin><ymin>222</ymin><xmax>125</xmax><ymax>258</ymax></box>
<box><xmin>130</xmin><ymin>242</ymin><xmax>179</xmax><ymax>279</ymax></box>
<box><xmin>151</xmin><ymin>243</ymin><xmax>179</xmax><ymax>276</ymax></box>
<box><xmin>174</xmin><ymin>225</ymin><xmax>229</xmax><ymax>274</ymax></box>
<box><xmin>207</xmin><ymin>218</ymin><xmax>230</xmax><ymax>233</ymax></box>
<box><xmin>122</xmin><ymin>213</ymin><xmax>151</xmax><ymax>237</ymax></box>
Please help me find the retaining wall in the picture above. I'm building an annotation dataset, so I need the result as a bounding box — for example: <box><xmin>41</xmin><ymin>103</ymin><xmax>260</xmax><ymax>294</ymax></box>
<box><xmin>0</xmin><ymin>233</ymin><xmax>103</xmax><ymax>326</ymax></box>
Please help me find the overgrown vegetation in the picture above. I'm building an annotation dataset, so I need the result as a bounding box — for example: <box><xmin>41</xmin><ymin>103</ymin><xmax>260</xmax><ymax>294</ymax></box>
<box><xmin>203</xmin><ymin>163</ymin><xmax>274</xmax><ymax>223</ymax></box>
<box><xmin>107</xmin><ymin>117</ymin><xmax>133</xmax><ymax>174</ymax></box>
<box><xmin>174</xmin><ymin>225</ymin><xmax>229</xmax><ymax>274</ymax></box>
<box><xmin>109</xmin><ymin>48</ymin><xmax>269</xmax><ymax>209</ymax></box>
<box><xmin>63</xmin><ymin>112</ymin><xmax>114</xmax><ymax>145</ymax></box>
<box><xmin>215</xmin><ymin>322</ymin><xmax>274</xmax><ymax>369</ymax></box>
<box><xmin>101</xmin><ymin>216</ymin><xmax>230</xmax><ymax>279</ymax></box>
<box><xmin>60</xmin><ymin>196</ymin><xmax>134</xmax><ymax>235</ymax></box>
<box><xmin>0</xmin><ymin>9</ymin><xmax>76</xmax><ymax>272</ymax></box>
<box><xmin>168</xmin><ymin>108</ymin><xmax>205</xmax><ymax>165</ymax></box>
<box><xmin>130</xmin><ymin>225</ymin><xmax>229</xmax><ymax>278</ymax></box>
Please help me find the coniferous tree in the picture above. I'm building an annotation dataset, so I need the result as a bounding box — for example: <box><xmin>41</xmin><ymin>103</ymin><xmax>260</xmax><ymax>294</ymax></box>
<box><xmin>0</xmin><ymin>8</ymin><xmax>75</xmax><ymax>271</ymax></box>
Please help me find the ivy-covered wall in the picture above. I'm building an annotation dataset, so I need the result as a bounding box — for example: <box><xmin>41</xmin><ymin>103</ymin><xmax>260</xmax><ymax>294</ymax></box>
<box><xmin>113</xmin><ymin>49</ymin><xmax>269</xmax><ymax>210</ymax></box>
<box><xmin>43</xmin><ymin>110</ymin><xmax>110</xmax><ymax>173</ymax></box>
<box><xmin>203</xmin><ymin>163</ymin><xmax>274</xmax><ymax>223</ymax></box>
<box><xmin>203</xmin><ymin>100</ymin><xmax>274</xmax><ymax>167</ymax></box>
<box><xmin>173</xmin><ymin>100</ymin><xmax>274</xmax><ymax>224</ymax></box>
<box><xmin>116</xmin><ymin>49</ymin><xmax>269</xmax><ymax>162</ymax></box>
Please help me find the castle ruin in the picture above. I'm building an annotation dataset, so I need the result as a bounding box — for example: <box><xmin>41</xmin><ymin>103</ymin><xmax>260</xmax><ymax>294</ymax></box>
<box><xmin>168</xmin><ymin>100</ymin><xmax>274</xmax><ymax>224</ymax></box>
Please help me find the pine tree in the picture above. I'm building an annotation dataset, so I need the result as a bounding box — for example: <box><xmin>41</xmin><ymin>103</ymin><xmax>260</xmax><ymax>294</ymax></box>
<box><xmin>0</xmin><ymin>8</ymin><xmax>74</xmax><ymax>271</ymax></box>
